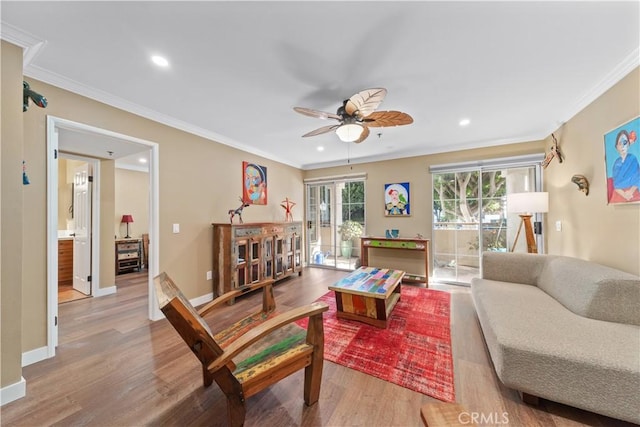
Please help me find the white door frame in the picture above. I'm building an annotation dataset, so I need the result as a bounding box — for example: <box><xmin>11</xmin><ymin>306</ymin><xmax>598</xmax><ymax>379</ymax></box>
<box><xmin>46</xmin><ymin>116</ymin><xmax>162</xmax><ymax>359</ymax></box>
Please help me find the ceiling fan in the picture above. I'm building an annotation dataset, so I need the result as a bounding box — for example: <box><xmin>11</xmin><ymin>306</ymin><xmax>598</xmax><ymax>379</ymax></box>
<box><xmin>293</xmin><ymin>88</ymin><xmax>413</xmax><ymax>143</ymax></box>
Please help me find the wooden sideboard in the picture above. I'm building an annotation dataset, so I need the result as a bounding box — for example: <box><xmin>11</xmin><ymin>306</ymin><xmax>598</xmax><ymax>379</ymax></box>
<box><xmin>212</xmin><ymin>222</ymin><xmax>302</xmax><ymax>299</ymax></box>
<box><xmin>360</xmin><ymin>236</ymin><xmax>430</xmax><ymax>285</ymax></box>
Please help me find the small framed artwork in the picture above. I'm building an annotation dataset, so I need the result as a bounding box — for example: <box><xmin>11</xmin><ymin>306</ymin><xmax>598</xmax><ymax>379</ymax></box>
<box><xmin>604</xmin><ymin>116</ymin><xmax>640</xmax><ymax>204</ymax></box>
<box><xmin>242</xmin><ymin>161</ymin><xmax>267</xmax><ymax>205</ymax></box>
<box><xmin>384</xmin><ymin>182</ymin><xmax>410</xmax><ymax>216</ymax></box>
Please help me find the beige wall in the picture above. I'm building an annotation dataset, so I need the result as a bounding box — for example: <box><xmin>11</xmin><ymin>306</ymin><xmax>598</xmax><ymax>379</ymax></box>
<box><xmin>115</xmin><ymin>168</ymin><xmax>149</xmax><ymax>239</ymax></box>
<box><xmin>1</xmin><ymin>41</ymin><xmax>25</xmax><ymax>389</ymax></box>
<box><xmin>18</xmin><ymin>74</ymin><xmax>304</xmax><ymax>358</ymax></box>
<box><xmin>303</xmin><ymin>141</ymin><xmax>546</xmax><ymax>270</ymax></box>
<box><xmin>545</xmin><ymin>68</ymin><xmax>640</xmax><ymax>275</ymax></box>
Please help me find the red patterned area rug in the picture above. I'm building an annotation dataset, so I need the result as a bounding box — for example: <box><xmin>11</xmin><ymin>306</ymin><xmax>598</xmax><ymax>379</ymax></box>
<box><xmin>297</xmin><ymin>286</ymin><xmax>454</xmax><ymax>402</ymax></box>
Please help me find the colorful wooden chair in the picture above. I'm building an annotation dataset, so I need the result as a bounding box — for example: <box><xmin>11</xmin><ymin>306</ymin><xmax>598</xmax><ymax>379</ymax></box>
<box><xmin>154</xmin><ymin>272</ymin><xmax>328</xmax><ymax>426</ymax></box>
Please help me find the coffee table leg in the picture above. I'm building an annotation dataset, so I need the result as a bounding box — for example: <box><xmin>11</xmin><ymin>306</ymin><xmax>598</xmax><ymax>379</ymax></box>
<box><xmin>334</xmin><ymin>291</ymin><xmax>344</xmax><ymax>313</ymax></box>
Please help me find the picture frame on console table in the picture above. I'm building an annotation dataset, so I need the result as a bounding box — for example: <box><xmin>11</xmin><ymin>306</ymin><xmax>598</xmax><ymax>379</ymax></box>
<box><xmin>603</xmin><ymin>116</ymin><xmax>640</xmax><ymax>205</ymax></box>
<box><xmin>384</xmin><ymin>182</ymin><xmax>410</xmax><ymax>216</ymax></box>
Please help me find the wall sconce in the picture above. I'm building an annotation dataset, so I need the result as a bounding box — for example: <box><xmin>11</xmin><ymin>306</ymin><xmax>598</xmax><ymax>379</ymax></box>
<box><xmin>571</xmin><ymin>174</ymin><xmax>589</xmax><ymax>196</ymax></box>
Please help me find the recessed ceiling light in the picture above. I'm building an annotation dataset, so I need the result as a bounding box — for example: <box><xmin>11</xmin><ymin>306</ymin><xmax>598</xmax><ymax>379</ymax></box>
<box><xmin>139</xmin><ymin>157</ymin><xmax>147</xmax><ymax>163</ymax></box>
<box><xmin>151</xmin><ymin>55</ymin><xmax>169</xmax><ymax>67</ymax></box>
<box><xmin>317</xmin><ymin>146</ymin><xmax>324</xmax><ymax>152</ymax></box>
<box><xmin>459</xmin><ymin>118</ymin><xmax>471</xmax><ymax>127</ymax></box>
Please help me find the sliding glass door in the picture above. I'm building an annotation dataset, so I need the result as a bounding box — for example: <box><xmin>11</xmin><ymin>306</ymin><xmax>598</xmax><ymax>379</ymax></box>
<box><xmin>306</xmin><ymin>178</ymin><xmax>365</xmax><ymax>271</ymax></box>
<box><xmin>432</xmin><ymin>160</ymin><xmax>541</xmax><ymax>285</ymax></box>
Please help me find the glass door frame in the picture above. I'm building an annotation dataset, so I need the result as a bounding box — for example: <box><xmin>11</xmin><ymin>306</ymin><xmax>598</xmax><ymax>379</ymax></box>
<box><xmin>431</xmin><ymin>156</ymin><xmax>544</xmax><ymax>285</ymax></box>
<box><xmin>304</xmin><ymin>176</ymin><xmax>366</xmax><ymax>271</ymax></box>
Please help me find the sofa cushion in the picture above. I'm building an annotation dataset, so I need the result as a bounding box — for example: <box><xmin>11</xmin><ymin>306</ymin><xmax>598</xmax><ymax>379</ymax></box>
<box><xmin>471</xmin><ymin>278</ymin><xmax>640</xmax><ymax>424</ymax></box>
<box><xmin>536</xmin><ymin>256</ymin><xmax>640</xmax><ymax>326</ymax></box>
<box><xmin>480</xmin><ymin>251</ymin><xmax>546</xmax><ymax>286</ymax></box>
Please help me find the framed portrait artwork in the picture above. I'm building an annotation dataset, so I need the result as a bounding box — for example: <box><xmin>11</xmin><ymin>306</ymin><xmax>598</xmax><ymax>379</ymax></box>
<box><xmin>384</xmin><ymin>182</ymin><xmax>410</xmax><ymax>216</ymax></box>
<box><xmin>242</xmin><ymin>161</ymin><xmax>268</xmax><ymax>205</ymax></box>
<box><xmin>604</xmin><ymin>116</ymin><xmax>640</xmax><ymax>204</ymax></box>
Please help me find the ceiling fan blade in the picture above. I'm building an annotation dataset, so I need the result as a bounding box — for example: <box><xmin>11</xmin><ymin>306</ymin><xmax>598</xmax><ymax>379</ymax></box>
<box><xmin>353</xmin><ymin>125</ymin><xmax>370</xmax><ymax>143</ymax></box>
<box><xmin>293</xmin><ymin>107</ymin><xmax>341</xmax><ymax>121</ymax></box>
<box><xmin>363</xmin><ymin>111</ymin><xmax>414</xmax><ymax>127</ymax></box>
<box><xmin>345</xmin><ymin>88</ymin><xmax>387</xmax><ymax>118</ymax></box>
<box><xmin>302</xmin><ymin>124</ymin><xmax>340</xmax><ymax>137</ymax></box>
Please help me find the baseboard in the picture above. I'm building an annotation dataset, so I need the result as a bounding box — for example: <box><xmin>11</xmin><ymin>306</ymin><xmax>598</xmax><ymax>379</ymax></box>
<box><xmin>94</xmin><ymin>285</ymin><xmax>116</xmax><ymax>297</ymax></box>
<box><xmin>22</xmin><ymin>346</ymin><xmax>50</xmax><ymax>367</ymax></box>
<box><xmin>191</xmin><ymin>292</ymin><xmax>213</xmax><ymax>308</ymax></box>
<box><xmin>0</xmin><ymin>377</ymin><xmax>26</xmax><ymax>406</ymax></box>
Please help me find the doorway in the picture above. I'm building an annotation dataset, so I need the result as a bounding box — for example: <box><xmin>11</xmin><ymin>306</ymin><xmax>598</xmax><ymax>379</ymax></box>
<box><xmin>305</xmin><ymin>175</ymin><xmax>366</xmax><ymax>271</ymax></box>
<box><xmin>45</xmin><ymin>116</ymin><xmax>161</xmax><ymax>359</ymax></box>
<box><xmin>430</xmin><ymin>155</ymin><xmax>543</xmax><ymax>285</ymax></box>
<box><xmin>57</xmin><ymin>156</ymin><xmax>94</xmax><ymax>304</ymax></box>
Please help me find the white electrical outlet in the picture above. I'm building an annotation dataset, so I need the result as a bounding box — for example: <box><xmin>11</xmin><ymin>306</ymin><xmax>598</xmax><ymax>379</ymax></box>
<box><xmin>555</xmin><ymin>220</ymin><xmax>562</xmax><ymax>231</ymax></box>
<box><xmin>172</xmin><ymin>223</ymin><xmax>180</xmax><ymax>233</ymax></box>
<box><xmin>206</xmin><ymin>271</ymin><xmax>212</xmax><ymax>280</ymax></box>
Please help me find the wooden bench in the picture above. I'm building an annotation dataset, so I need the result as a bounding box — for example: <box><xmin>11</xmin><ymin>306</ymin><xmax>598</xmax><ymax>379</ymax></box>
<box><xmin>154</xmin><ymin>273</ymin><xmax>329</xmax><ymax>426</ymax></box>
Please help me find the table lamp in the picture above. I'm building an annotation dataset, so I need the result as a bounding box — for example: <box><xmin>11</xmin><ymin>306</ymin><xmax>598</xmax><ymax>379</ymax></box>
<box><xmin>507</xmin><ymin>192</ymin><xmax>548</xmax><ymax>253</ymax></box>
<box><xmin>121</xmin><ymin>214</ymin><xmax>134</xmax><ymax>239</ymax></box>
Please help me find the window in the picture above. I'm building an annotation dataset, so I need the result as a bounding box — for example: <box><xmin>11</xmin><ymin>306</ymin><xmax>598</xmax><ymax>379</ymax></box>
<box><xmin>430</xmin><ymin>155</ymin><xmax>543</xmax><ymax>284</ymax></box>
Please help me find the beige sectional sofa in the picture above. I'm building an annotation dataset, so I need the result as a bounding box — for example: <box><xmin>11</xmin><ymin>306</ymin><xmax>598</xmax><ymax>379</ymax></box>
<box><xmin>471</xmin><ymin>252</ymin><xmax>640</xmax><ymax>424</ymax></box>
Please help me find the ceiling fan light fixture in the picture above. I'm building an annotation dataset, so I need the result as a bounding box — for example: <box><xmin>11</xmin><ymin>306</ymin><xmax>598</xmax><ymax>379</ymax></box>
<box><xmin>336</xmin><ymin>123</ymin><xmax>364</xmax><ymax>142</ymax></box>
<box><xmin>151</xmin><ymin>55</ymin><xmax>169</xmax><ymax>67</ymax></box>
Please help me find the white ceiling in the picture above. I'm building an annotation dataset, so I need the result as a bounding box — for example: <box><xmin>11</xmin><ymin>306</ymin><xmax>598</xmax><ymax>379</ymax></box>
<box><xmin>2</xmin><ymin>1</ymin><xmax>639</xmax><ymax>170</ymax></box>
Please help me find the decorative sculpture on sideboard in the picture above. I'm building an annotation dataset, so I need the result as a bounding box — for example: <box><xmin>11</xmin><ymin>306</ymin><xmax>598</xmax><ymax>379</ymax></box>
<box><xmin>280</xmin><ymin>197</ymin><xmax>296</xmax><ymax>222</ymax></box>
<box><xmin>228</xmin><ymin>197</ymin><xmax>250</xmax><ymax>224</ymax></box>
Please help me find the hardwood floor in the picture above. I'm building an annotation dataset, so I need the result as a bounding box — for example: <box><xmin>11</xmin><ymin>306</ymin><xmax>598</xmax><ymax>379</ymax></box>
<box><xmin>58</xmin><ymin>284</ymin><xmax>91</xmax><ymax>304</ymax></box>
<box><xmin>2</xmin><ymin>268</ymin><xmax>635</xmax><ymax>426</ymax></box>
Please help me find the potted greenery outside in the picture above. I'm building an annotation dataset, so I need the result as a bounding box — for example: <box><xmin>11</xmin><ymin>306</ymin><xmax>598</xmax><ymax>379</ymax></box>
<box><xmin>338</xmin><ymin>220</ymin><xmax>364</xmax><ymax>259</ymax></box>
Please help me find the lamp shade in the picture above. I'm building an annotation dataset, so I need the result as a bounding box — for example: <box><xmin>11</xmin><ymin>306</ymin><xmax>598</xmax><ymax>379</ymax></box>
<box><xmin>335</xmin><ymin>124</ymin><xmax>364</xmax><ymax>142</ymax></box>
<box><xmin>121</xmin><ymin>214</ymin><xmax>134</xmax><ymax>224</ymax></box>
<box><xmin>507</xmin><ymin>192</ymin><xmax>548</xmax><ymax>214</ymax></box>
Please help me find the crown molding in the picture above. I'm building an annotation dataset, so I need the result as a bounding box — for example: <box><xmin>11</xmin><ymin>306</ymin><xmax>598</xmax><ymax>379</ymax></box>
<box><xmin>1</xmin><ymin>21</ymin><xmax>40</xmax><ymax>47</ymax></box>
<box><xmin>115</xmin><ymin>161</ymin><xmax>149</xmax><ymax>173</ymax></box>
<box><xmin>0</xmin><ymin>21</ymin><xmax>47</xmax><ymax>66</ymax></box>
<box><xmin>562</xmin><ymin>47</ymin><xmax>640</xmax><ymax>123</ymax></box>
<box><xmin>23</xmin><ymin>64</ymin><xmax>301</xmax><ymax>169</ymax></box>
<box><xmin>300</xmin><ymin>131</ymin><xmax>547</xmax><ymax>170</ymax></box>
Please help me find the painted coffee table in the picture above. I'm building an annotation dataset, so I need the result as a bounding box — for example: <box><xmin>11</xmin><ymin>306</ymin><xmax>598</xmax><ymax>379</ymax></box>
<box><xmin>328</xmin><ymin>266</ymin><xmax>405</xmax><ymax>328</ymax></box>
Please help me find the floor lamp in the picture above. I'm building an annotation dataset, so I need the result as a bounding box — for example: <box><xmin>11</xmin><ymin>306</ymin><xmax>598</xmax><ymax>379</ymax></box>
<box><xmin>507</xmin><ymin>192</ymin><xmax>548</xmax><ymax>253</ymax></box>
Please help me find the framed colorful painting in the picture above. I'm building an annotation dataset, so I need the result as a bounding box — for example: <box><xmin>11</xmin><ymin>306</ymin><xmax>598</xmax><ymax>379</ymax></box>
<box><xmin>384</xmin><ymin>182</ymin><xmax>410</xmax><ymax>216</ymax></box>
<box><xmin>604</xmin><ymin>116</ymin><xmax>640</xmax><ymax>204</ymax></box>
<box><xmin>242</xmin><ymin>161</ymin><xmax>267</xmax><ymax>205</ymax></box>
